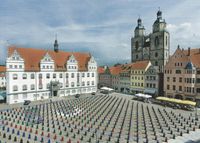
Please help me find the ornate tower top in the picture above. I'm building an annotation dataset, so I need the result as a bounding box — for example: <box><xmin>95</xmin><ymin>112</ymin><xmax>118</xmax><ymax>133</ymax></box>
<box><xmin>153</xmin><ymin>8</ymin><xmax>166</xmax><ymax>33</ymax></box>
<box><xmin>134</xmin><ymin>17</ymin><xmax>145</xmax><ymax>37</ymax></box>
<box><xmin>54</xmin><ymin>34</ymin><xmax>59</xmax><ymax>52</ymax></box>
<box><xmin>157</xmin><ymin>9</ymin><xmax>162</xmax><ymax>20</ymax></box>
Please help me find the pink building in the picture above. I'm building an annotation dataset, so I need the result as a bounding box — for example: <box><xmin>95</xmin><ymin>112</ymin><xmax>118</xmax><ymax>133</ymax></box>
<box><xmin>164</xmin><ymin>46</ymin><xmax>200</xmax><ymax>101</ymax></box>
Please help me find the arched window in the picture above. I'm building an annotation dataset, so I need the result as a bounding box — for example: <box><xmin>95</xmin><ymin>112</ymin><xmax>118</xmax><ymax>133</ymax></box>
<box><xmin>13</xmin><ymin>85</ymin><xmax>18</xmax><ymax>91</ymax></box>
<box><xmin>13</xmin><ymin>74</ymin><xmax>18</xmax><ymax>80</ymax></box>
<box><xmin>135</xmin><ymin>41</ymin><xmax>139</xmax><ymax>50</ymax></box>
<box><xmin>22</xmin><ymin>85</ymin><xmax>27</xmax><ymax>91</ymax></box>
<box><xmin>155</xmin><ymin>36</ymin><xmax>159</xmax><ymax>46</ymax></box>
<box><xmin>22</xmin><ymin>73</ymin><xmax>27</xmax><ymax>79</ymax></box>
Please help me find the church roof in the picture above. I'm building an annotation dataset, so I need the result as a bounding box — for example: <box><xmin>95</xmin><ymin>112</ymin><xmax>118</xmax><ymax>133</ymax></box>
<box><xmin>8</xmin><ymin>46</ymin><xmax>92</xmax><ymax>72</ymax></box>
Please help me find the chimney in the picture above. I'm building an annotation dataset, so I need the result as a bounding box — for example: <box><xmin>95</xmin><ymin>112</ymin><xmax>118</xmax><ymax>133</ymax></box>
<box><xmin>188</xmin><ymin>47</ymin><xmax>191</xmax><ymax>56</ymax></box>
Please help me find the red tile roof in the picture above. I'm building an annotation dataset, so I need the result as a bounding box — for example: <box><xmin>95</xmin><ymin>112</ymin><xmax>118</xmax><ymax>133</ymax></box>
<box><xmin>165</xmin><ymin>48</ymin><xmax>200</xmax><ymax>69</ymax></box>
<box><xmin>110</xmin><ymin>65</ymin><xmax>123</xmax><ymax>75</ymax></box>
<box><xmin>131</xmin><ymin>60</ymin><xmax>150</xmax><ymax>70</ymax></box>
<box><xmin>98</xmin><ymin>67</ymin><xmax>105</xmax><ymax>74</ymax></box>
<box><xmin>0</xmin><ymin>66</ymin><xmax>6</xmax><ymax>72</ymax></box>
<box><xmin>8</xmin><ymin>46</ymin><xmax>92</xmax><ymax>72</ymax></box>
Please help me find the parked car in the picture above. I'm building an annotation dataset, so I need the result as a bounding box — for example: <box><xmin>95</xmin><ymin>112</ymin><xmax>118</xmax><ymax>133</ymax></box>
<box><xmin>24</xmin><ymin>100</ymin><xmax>31</xmax><ymax>105</ymax></box>
<box><xmin>91</xmin><ymin>92</ymin><xmax>96</xmax><ymax>95</ymax></box>
<box><xmin>75</xmin><ymin>94</ymin><xmax>80</xmax><ymax>98</ymax></box>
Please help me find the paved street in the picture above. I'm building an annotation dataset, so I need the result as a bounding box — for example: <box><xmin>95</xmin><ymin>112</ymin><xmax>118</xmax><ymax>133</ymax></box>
<box><xmin>0</xmin><ymin>92</ymin><xmax>199</xmax><ymax>143</ymax></box>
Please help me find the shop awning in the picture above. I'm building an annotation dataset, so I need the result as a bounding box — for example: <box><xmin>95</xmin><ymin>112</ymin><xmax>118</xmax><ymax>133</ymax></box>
<box><xmin>144</xmin><ymin>89</ymin><xmax>156</xmax><ymax>94</ymax></box>
<box><xmin>156</xmin><ymin>97</ymin><xmax>196</xmax><ymax>106</ymax></box>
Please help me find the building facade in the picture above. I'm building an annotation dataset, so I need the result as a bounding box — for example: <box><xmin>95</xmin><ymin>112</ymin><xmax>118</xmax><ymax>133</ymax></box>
<box><xmin>131</xmin><ymin>61</ymin><xmax>151</xmax><ymax>94</ymax></box>
<box><xmin>164</xmin><ymin>46</ymin><xmax>200</xmax><ymax>101</ymax></box>
<box><xmin>118</xmin><ymin>64</ymin><xmax>132</xmax><ymax>93</ymax></box>
<box><xmin>97</xmin><ymin>66</ymin><xmax>112</xmax><ymax>88</ymax></box>
<box><xmin>131</xmin><ymin>10</ymin><xmax>170</xmax><ymax>72</ymax></box>
<box><xmin>6</xmin><ymin>41</ymin><xmax>98</xmax><ymax>104</ymax></box>
<box><xmin>0</xmin><ymin>65</ymin><xmax>6</xmax><ymax>89</ymax></box>
<box><xmin>145</xmin><ymin>65</ymin><xmax>159</xmax><ymax>96</ymax></box>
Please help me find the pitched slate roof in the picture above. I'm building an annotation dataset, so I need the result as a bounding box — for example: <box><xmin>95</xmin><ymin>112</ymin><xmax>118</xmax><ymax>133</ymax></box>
<box><xmin>8</xmin><ymin>46</ymin><xmax>91</xmax><ymax>72</ymax></box>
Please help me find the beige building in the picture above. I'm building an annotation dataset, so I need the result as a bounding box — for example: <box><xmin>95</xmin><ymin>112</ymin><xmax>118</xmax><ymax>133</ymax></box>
<box><xmin>164</xmin><ymin>46</ymin><xmax>200</xmax><ymax>101</ymax></box>
<box><xmin>0</xmin><ymin>65</ymin><xmax>6</xmax><ymax>89</ymax></box>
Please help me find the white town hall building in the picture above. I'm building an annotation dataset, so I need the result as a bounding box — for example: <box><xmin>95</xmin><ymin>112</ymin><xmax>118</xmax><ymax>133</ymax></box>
<box><xmin>6</xmin><ymin>40</ymin><xmax>98</xmax><ymax>104</ymax></box>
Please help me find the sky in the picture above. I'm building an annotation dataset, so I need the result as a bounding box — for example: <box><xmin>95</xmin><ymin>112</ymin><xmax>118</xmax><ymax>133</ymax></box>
<box><xmin>1</xmin><ymin>0</ymin><xmax>200</xmax><ymax>66</ymax></box>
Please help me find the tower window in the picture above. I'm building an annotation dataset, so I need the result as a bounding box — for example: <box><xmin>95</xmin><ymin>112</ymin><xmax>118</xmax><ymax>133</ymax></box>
<box><xmin>135</xmin><ymin>41</ymin><xmax>139</xmax><ymax>50</ymax></box>
<box><xmin>155</xmin><ymin>36</ymin><xmax>159</xmax><ymax>46</ymax></box>
<box><xmin>155</xmin><ymin>52</ymin><xmax>158</xmax><ymax>57</ymax></box>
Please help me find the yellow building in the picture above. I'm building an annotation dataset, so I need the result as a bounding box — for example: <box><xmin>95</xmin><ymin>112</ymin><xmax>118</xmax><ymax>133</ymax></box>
<box><xmin>131</xmin><ymin>61</ymin><xmax>151</xmax><ymax>94</ymax></box>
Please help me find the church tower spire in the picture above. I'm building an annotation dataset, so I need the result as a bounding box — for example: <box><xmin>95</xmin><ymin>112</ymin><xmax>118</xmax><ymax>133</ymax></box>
<box><xmin>134</xmin><ymin>17</ymin><xmax>145</xmax><ymax>37</ymax></box>
<box><xmin>54</xmin><ymin>34</ymin><xmax>59</xmax><ymax>52</ymax></box>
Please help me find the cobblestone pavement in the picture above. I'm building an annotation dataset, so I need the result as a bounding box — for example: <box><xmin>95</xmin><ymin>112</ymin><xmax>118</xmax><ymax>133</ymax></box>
<box><xmin>0</xmin><ymin>92</ymin><xmax>199</xmax><ymax>143</ymax></box>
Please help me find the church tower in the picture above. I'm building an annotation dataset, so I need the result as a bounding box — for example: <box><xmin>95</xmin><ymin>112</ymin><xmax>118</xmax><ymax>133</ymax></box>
<box><xmin>131</xmin><ymin>18</ymin><xmax>145</xmax><ymax>62</ymax></box>
<box><xmin>54</xmin><ymin>35</ymin><xmax>59</xmax><ymax>52</ymax></box>
<box><xmin>150</xmin><ymin>9</ymin><xmax>170</xmax><ymax>72</ymax></box>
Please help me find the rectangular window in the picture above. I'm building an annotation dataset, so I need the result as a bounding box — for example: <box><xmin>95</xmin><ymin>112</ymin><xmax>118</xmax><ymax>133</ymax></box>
<box><xmin>23</xmin><ymin>93</ymin><xmax>27</xmax><ymax>99</ymax></box>
<box><xmin>46</xmin><ymin>73</ymin><xmax>50</xmax><ymax>79</ymax></box>
<box><xmin>66</xmin><ymin>73</ymin><xmax>68</xmax><ymax>78</ymax></box>
<box><xmin>87</xmin><ymin>81</ymin><xmax>90</xmax><ymax>86</ymax></box>
<box><xmin>59</xmin><ymin>73</ymin><xmax>62</xmax><ymax>78</ymax></box>
<box><xmin>197</xmin><ymin>88</ymin><xmax>200</xmax><ymax>93</ymax></box>
<box><xmin>31</xmin><ymin>84</ymin><xmax>35</xmax><ymax>90</ymax></box>
<box><xmin>31</xmin><ymin>73</ymin><xmax>35</xmax><ymax>79</ymax></box>
<box><xmin>173</xmin><ymin>77</ymin><xmax>176</xmax><ymax>82</ymax></box>
<box><xmin>71</xmin><ymin>73</ymin><xmax>74</xmax><ymax>78</ymax></box>
<box><xmin>87</xmin><ymin>73</ymin><xmax>90</xmax><ymax>77</ymax></box>
<box><xmin>71</xmin><ymin>82</ymin><xmax>75</xmax><ymax>87</ymax></box>
<box><xmin>92</xmin><ymin>73</ymin><xmax>94</xmax><ymax>77</ymax></box>
<box><xmin>82</xmin><ymin>82</ymin><xmax>85</xmax><ymax>86</ymax></box>
<box><xmin>167</xmin><ymin>77</ymin><xmax>170</xmax><ymax>82</ymax></box>
<box><xmin>39</xmin><ymin>84</ymin><xmax>43</xmax><ymax>89</ymax></box>
<box><xmin>82</xmin><ymin>73</ymin><xmax>85</xmax><ymax>77</ymax></box>
<box><xmin>53</xmin><ymin>73</ymin><xmax>56</xmax><ymax>78</ymax></box>
<box><xmin>173</xmin><ymin>85</ymin><xmax>176</xmax><ymax>91</ymax></box>
<box><xmin>13</xmin><ymin>74</ymin><xmax>18</xmax><ymax>80</ymax></box>
<box><xmin>167</xmin><ymin>85</ymin><xmax>170</xmax><ymax>90</ymax></box>
<box><xmin>179</xmin><ymin>86</ymin><xmax>182</xmax><ymax>91</ymax></box>
<box><xmin>179</xmin><ymin>77</ymin><xmax>182</xmax><ymax>83</ymax></box>
<box><xmin>13</xmin><ymin>94</ymin><xmax>18</xmax><ymax>100</ymax></box>
<box><xmin>23</xmin><ymin>85</ymin><xmax>27</xmax><ymax>91</ymax></box>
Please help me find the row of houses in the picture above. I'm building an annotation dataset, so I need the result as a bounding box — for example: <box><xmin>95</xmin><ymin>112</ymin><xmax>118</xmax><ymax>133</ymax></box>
<box><xmin>98</xmin><ymin>60</ymin><xmax>160</xmax><ymax>96</ymax></box>
<box><xmin>0</xmin><ymin>65</ymin><xmax>6</xmax><ymax>89</ymax></box>
<box><xmin>98</xmin><ymin>46</ymin><xmax>200</xmax><ymax>101</ymax></box>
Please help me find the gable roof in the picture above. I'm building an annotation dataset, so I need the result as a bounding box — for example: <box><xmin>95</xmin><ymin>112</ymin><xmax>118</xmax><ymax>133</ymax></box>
<box><xmin>98</xmin><ymin>67</ymin><xmax>105</xmax><ymax>74</ymax></box>
<box><xmin>165</xmin><ymin>48</ymin><xmax>200</xmax><ymax>69</ymax></box>
<box><xmin>8</xmin><ymin>46</ymin><xmax>91</xmax><ymax>72</ymax></box>
<box><xmin>131</xmin><ymin>60</ymin><xmax>150</xmax><ymax>70</ymax></box>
